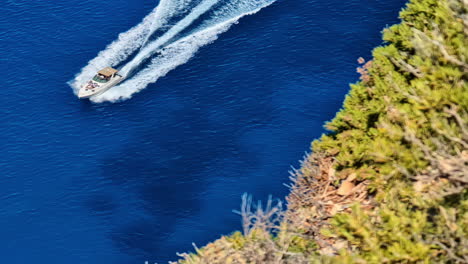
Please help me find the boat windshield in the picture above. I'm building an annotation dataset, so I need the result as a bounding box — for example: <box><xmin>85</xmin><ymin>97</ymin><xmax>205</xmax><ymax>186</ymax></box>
<box><xmin>93</xmin><ymin>74</ymin><xmax>109</xmax><ymax>83</ymax></box>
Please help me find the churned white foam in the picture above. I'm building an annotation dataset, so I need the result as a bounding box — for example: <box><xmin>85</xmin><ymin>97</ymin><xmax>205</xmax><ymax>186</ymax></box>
<box><xmin>120</xmin><ymin>0</ymin><xmax>220</xmax><ymax>76</ymax></box>
<box><xmin>72</xmin><ymin>0</ymin><xmax>276</xmax><ymax>102</ymax></box>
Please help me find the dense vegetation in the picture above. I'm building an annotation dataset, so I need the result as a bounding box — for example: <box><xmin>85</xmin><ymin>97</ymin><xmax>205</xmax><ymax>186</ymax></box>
<box><xmin>174</xmin><ymin>0</ymin><xmax>467</xmax><ymax>263</ymax></box>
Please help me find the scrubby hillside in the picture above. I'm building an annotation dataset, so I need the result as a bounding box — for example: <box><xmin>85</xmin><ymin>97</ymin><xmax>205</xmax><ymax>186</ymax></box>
<box><xmin>174</xmin><ymin>0</ymin><xmax>467</xmax><ymax>263</ymax></box>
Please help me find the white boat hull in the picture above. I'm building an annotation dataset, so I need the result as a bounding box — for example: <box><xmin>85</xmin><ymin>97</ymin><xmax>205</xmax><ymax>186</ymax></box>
<box><xmin>78</xmin><ymin>75</ymin><xmax>123</xmax><ymax>99</ymax></box>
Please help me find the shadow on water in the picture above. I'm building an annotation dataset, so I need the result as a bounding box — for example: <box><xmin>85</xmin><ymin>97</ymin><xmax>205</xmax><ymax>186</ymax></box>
<box><xmin>91</xmin><ymin>82</ymin><xmax>273</xmax><ymax>260</ymax></box>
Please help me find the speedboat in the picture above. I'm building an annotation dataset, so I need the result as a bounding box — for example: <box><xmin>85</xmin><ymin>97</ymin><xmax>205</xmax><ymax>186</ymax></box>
<box><xmin>78</xmin><ymin>67</ymin><xmax>124</xmax><ymax>99</ymax></box>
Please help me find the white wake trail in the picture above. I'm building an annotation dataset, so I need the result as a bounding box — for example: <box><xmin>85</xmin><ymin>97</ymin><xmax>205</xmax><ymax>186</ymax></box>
<box><xmin>69</xmin><ymin>0</ymin><xmax>193</xmax><ymax>92</ymax></box>
<box><xmin>120</xmin><ymin>0</ymin><xmax>220</xmax><ymax>76</ymax></box>
<box><xmin>92</xmin><ymin>0</ymin><xmax>276</xmax><ymax>103</ymax></box>
<box><xmin>139</xmin><ymin>0</ymin><xmax>196</xmax><ymax>47</ymax></box>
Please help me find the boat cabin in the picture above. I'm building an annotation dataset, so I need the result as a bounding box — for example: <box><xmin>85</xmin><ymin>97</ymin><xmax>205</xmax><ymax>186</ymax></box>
<box><xmin>93</xmin><ymin>67</ymin><xmax>118</xmax><ymax>83</ymax></box>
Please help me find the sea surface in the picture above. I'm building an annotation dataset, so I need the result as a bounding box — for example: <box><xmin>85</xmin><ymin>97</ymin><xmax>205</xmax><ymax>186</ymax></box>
<box><xmin>0</xmin><ymin>0</ymin><xmax>406</xmax><ymax>263</ymax></box>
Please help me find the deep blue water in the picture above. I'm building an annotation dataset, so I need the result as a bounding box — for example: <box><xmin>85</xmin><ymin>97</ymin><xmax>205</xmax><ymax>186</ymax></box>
<box><xmin>1</xmin><ymin>0</ymin><xmax>406</xmax><ymax>263</ymax></box>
